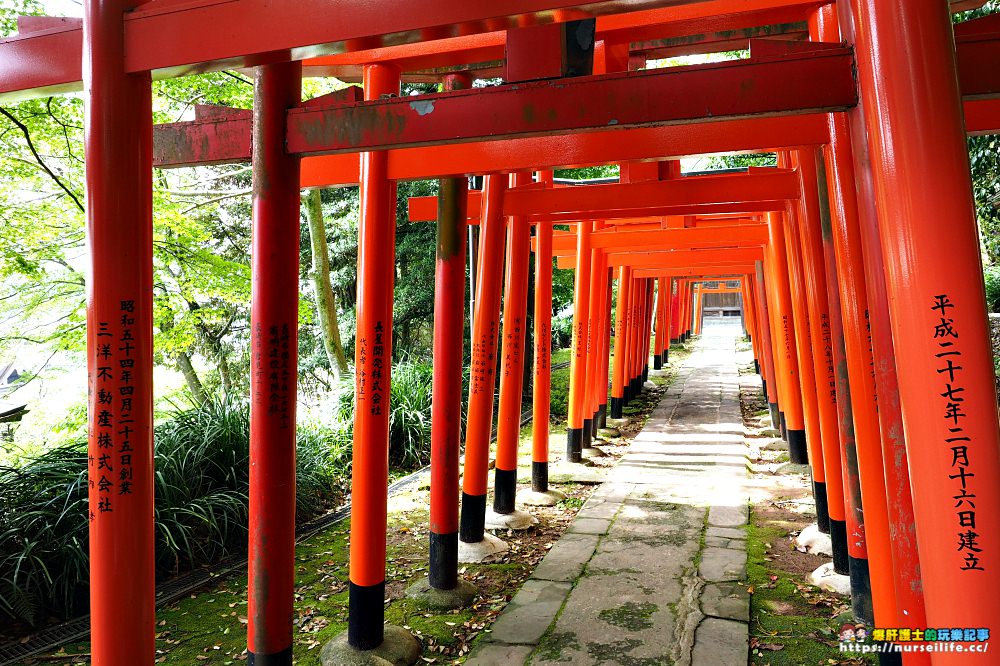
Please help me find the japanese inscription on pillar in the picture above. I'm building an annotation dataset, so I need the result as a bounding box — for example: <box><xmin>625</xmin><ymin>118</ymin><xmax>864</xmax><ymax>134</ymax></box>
<box><xmin>89</xmin><ymin>300</ymin><xmax>138</xmax><ymax>521</ymax></box>
<box><xmin>471</xmin><ymin>320</ymin><xmax>497</xmax><ymax>396</ymax></box>
<box><xmin>821</xmin><ymin>313</ymin><xmax>836</xmax><ymax>404</ymax></box>
<box><xmin>370</xmin><ymin>321</ymin><xmax>385</xmax><ymax>416</ymax></box>
<box><xmin>505</xmin><ymin>317</ymin><xmax>522</xmax><ymax>377</ymax></box>
<box><xmin>931</xmin><ymin>295</ymin><xmax>984</xmax><ymax>572</ymax></box>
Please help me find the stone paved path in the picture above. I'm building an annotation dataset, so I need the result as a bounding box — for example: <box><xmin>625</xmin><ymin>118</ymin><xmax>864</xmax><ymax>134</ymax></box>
<box><xmin>468</xmin><ymin>319</ymin><xmax>751</xmax><ymax>666</ymax></box>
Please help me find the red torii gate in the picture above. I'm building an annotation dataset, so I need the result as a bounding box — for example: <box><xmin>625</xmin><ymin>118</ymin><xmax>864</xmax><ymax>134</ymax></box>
<box><xmin>2</xmin><ymin>1</ymin><xmax>1000</xmax><ymax>665</ymax></box>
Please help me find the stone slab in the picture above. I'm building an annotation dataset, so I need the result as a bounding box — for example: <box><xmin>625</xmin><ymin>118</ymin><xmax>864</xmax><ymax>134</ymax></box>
<box><xmin>699</xmin><ymin>547</ymin><xmax>747</xmax><ymax>582</ymax></box>
<box><xmin>707</xmin><ymin>504</ymin><xmax>749</xmax><ymax>527</ymax></box>
<box><xmin>706</xmin><ymin>525</ymin><xmax>747</xmax><ymax>540</ymax></box>
<box><xmin>701</xmin><ymin>581</ymin><xmax>751</xmax><ymax>622</ymax></box>
<box><xmin>487</xmin><ymin>579</ymin><xmax>572</xmax><ymax>645</ymax></box>
<box><xmin>566</xmin><ymin>517</ymin><xmax>612</xmax><ymax>535</ymax></box>
<box><xmin>692</xmin><ymin>617</ymin><xmax>748</xmax><ymax>666</ymax></box>
<box><xmin>532</xmin><ymin>533</ymin><xmax>600</xmax><ymax>583</ymax></box>
<box><xmin>466</xmin><ymin>643</ymin><xmax>533</xmax><ymax>666</ymax></box>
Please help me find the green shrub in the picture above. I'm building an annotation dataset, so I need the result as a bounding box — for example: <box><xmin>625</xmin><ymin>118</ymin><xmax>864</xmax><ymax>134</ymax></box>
<box><xmin>0</xmin><ymin>397</ymin><xmax>345</xmax><ymax>627</ymax></box>
<box><xmin>985</xmin><ymin>265</ymin><xmax>1000</xmax><ymax>313</ymax></box>
<box><xmin>332</xmin><ymin>359</ymin><xmax>438</xmax><ymax>469</ymax></box>
<box><xmin>551</xmin><ymin>315</ymin><xmax>573</xmax><ymax>349</ymax></box>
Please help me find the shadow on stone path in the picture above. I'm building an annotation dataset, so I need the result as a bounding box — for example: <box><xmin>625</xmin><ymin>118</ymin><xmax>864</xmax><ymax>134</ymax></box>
<box><xmin>468</xmin><ymin>318</ymin><xmax>751</xmax><ymax>666</ymax></box>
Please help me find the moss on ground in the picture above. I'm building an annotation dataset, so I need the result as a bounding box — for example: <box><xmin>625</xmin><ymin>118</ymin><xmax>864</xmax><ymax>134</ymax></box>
<box><xmin>598</xmin><ymin>602</ymin><xmax>659</xmax><ymax>632</ymax></box>
<box><xmin>746</xmin><ymin>512</ymin><xmax>874</xmax><ymax>665</ymax></box>
<box><xmin>533</xmin><ymin>630</ymin><xmax>581</xmax><ymax>662</ymax></box>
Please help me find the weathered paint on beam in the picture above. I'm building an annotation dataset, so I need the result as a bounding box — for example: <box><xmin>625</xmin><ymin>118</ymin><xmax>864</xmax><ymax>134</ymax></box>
<box><xmin>285</xmin><ymin>42</ymin><xmax>856</xmax><ymax>155</ymax></box>
<box><xmin>0</xmin><ymin>0</ymin><xmax>826</xmax><ymax>100</ymax></box>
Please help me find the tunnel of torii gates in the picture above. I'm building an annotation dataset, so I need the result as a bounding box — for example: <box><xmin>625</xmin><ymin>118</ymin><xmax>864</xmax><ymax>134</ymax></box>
<box><xmin>4</xmin><ymin>0</ymin><xmax>1000</xmax><ymax>664</ymax></box>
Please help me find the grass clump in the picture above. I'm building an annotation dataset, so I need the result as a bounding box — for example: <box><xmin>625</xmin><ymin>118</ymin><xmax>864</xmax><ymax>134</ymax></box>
<box><xmin>0</xmin><ymin>396</ymin><xmax>347</xmax><ymax>627</ymax></box>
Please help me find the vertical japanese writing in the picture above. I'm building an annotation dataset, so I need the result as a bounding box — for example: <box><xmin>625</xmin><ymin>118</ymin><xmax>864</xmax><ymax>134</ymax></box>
<box><xmin>931</xmin><ymin>294</ymin><xmax>984</xmax><ymax>572</ymax></box>
<box><xmin>118</xmin><ymin>300</ymin><xmax>136</xmax><ymax>499</ymax></box>
<box><xmin>92</xmin><ymin>319</ymin><xmax>115</xmax><ymax>520</ymax></box>
<box><xmin>821</xmin><ymin>313</ymin><xmax>836</xmax><ymax>404</ymax></box>
<box><xmin>470</xmin><ymin>319</ymin><xmax>497</xmax><ymax>397</ymax></box>
<box><xmin>280</xmin><ymin>323</ymin><xmax>291</xmax><ymax>428</ymax></box>
<box><xmin>505</xmin><ymin>317</ymin><xmax>521</xmax><ymax>377</ymax></box>
<box><xmin>864</xmin><ymin>309</ymin><xmax>877</xmax><ymax>404</ymax></box>
<box><xmin>370</xmin><ymin>321</ymin><xmax>385</xmax><ymax>416</ymax></box>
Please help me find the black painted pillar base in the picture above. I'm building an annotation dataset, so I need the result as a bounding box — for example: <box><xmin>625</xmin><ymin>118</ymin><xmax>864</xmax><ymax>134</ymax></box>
<box><xmin>581</xmin><ymin>419</ymin><xmax>593</xmax><ymax>448</ymax></box>
<box><xmin>848</xmin><ymin>555</ymin><xmax>874</xmax><ymax>626</ymax></box>
<box><xmin>493</xmin><ymin>468</ymin><xmax>516</xmax><ymax>514</ymax></box>
<box><xmin>429</xmin><ymin>531</ymin><xmax>458</xmax><ymax>590</ymax></box>
<box><xmin>610</xmin><ymin>397</ymin><xmax>623</xmax><ymax>419</ymax></box>
<box><xmin>591</xmin><ymin>412</ymin><xmax>600</xmax><ymax>438</ymax></box>
<box><xmin>459</xmin><ymin>492</ymin><xmax>487</xmax><ymax>544</ymax></box>
<box><xmin>654</xmin><ymin>355</ymin><xmax>663</xmax><ymax>370</ymax></box>
<box><xmin>830</xmin><ymin>519</ymin><xmax>849</xmax><ymax>575</ymax></box>
<box><xmin>761</xmin><ymin>378</ymin><xmax>768</xmax><ymax>399</ymax></box>
<box><xmin>248</xmin><ymin>648</ymin><xmax>293</xmax><ymax>666</ymax></box>
<box><xmin>754</xmin><ymin>359</ymin><xmax>760</xmax><ymax>375</ymax></box>
<box><xmin>788</xmin><ymin>429</ymin><xmax>808</xmax><ymax>464</ymax></box>
<box><xmin>531</xmin><ymin>461</ymin><xmax>548</xmax><ymax>493</ymax></box>
<box><xmin>566</xmin><ymin>428</ymin><xmax>583</xmax><ymax>463</ymax></box>
<box><xmin>670</xmin><ymin>337</ymin><xmax>679</xmax><ymax>345</ymax></box>
<box><xmin>642</xmin><ymin>365</ymin><xmax>648</xmax><ymax>383</ymax></box>
<box><xmin>813</xmin><ymin>480</ymin><xmax>830</xmax><ymax>534</ymax></box>
<box><xmin>779</xmin><ymin>411</ymin><xmax>788</xmax><ymax>441</ymax></box>
<box><xmin>769</xmin><ymin>403</ymin><xmax>780</xmax><ymax>429</ymax></box>
<box><xmin>596</xmin><ymin>404</ymin><xmax>607</xmax><ymax>430</ymax></box>
<box><xmin>349</xmin><ymin>580</ymin><xmax>386</xmax><ymax>650</ymax></box>
<box><xmin>662</xmin><ymin>350</ymin><xmax>668</xmax><ymax>365</ymax></box>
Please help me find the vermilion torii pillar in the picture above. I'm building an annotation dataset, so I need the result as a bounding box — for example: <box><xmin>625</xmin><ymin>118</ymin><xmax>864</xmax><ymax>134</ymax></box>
<box><xmin>84</xmin><ymin>1</ymin><xmax>156</xmax><ymax>663</ymax></box>
<box><xmin>849</xmin><ymin>0</ymin><xmax>1000</xmax><ymax>641</ymax></box>
<box><xmin>490</xmin><ymin>172</ymin><xmax>536</xmax><ymax>528</ymax></box>
<box><xmin>247</xmin><ymin>61</ymin><xmax>302</xmax><ymax>666</ymax></box>
<box><xmin>596</xmin><ymin>272</ymin><xmax>614</xmax><ymax>430</ymax></box>
<box><xmin>583</xmin><ymin>221</ymin><xmax>608</xmax><ymax>450</ymax></box>
<box><xmin>424</xmin><ymin>70</ymin><xmax>475</xmax><ymax>604</ymax></box>
<box><xmin>566</xmin><ymin>220</ymin><xmax>593</xmax><ymax>463</ymax></box>
<box><xmin>345</xmin><ymin>63</ymin><xmax>419</xmax><ymax>659</ymax></box>
<box><xmin>818</xmin><ymin>8</ymin><xmax>928</xmax><ymax>641</ymax></box>
<box><xmin>654</xmin><ymin>278</ymin><xmax>667</xmax><ymax>369</ymax></box>
<box><xmin>779</xmin><ymin>182</ymin><xmax>817</xmax><ymax>469</ymax></box>
<box><xmin>459</xmin><ymin>175</ymin><xmax>509</xmax><ymax>557</ymax></box>
<box><xmin>789</xmin><ymin>150</ymin><xmax>839</xmax><ymax>533</ymax></box>
<box><xmin>610</xmin><ymin>266</ymin><xmax>631</xmax><ymax>419</ymax></box>
<box><xmin>764</xmin><ymin>212</ymin><xmax>807</xmax><ymax>457</ymax></box>
<box><xmin>521</xmin><ymin>169</ymin><xmax>567</xmax><ymax>507</ymax></box>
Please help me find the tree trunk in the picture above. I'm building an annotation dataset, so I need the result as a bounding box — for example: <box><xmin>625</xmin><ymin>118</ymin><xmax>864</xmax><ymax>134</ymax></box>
<box><xmin>176</xmin><ymin>352</ymin><xmax>207</xmax><ymax>405</ymax></box>
<box><xmin>304</xmin><ymin>189</ymin><xmax>350</xmax><ymax>379</ymax></box>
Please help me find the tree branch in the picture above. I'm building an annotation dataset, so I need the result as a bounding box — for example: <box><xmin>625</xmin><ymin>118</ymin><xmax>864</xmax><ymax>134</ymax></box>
<box><xmin>0</xmin><ymin>107</ymin><xmax>84</xmax><ymax>212</ymax></box>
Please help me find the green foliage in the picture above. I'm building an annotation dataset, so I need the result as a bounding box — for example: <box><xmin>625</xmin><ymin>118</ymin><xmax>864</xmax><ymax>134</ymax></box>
<box><xmin>330</xmin><ymin>360</ymin><xmax>447</xmax><ymax>469</ymax></box>
<box><xmin>985</xmin><ymin>266</ymin><xmax>1000</xmax><ymax>313</ymax></box>
<box><xmin>554</xmin><ymin>165</ymin><xmax>619</xmax><ymax>180</ymax></box>
<box><xmin>0</xmin><ymin>398</ymin><xmax>346</xmax><ymax>627</ymax></box>
<box><xmin>551</xmin><ymin>314</ymin><xmax>574</xmax><ymax>349</ymax></box>
<box><xmin>705</xmin><ymin>152</ymin><xmax>777</xmax><ymax>170</ymax></box>
<box><xmin>969</xmin><ymin>136</ymin><xmax>1000</xmax><ymax>264</ymax></box>
<box><xmin>958</xmin><ymin>3</ymin><xmax>1000</xmax><ymax>263</ymax></box>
